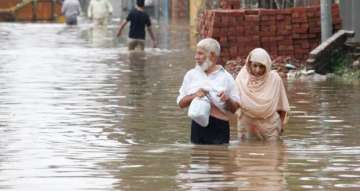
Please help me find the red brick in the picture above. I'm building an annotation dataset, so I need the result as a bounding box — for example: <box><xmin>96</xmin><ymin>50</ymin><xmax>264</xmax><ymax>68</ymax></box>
<box><xmin>245</xmin><ymin>9</ymin><xmax>260</xmax><ymax>15</ymax></box>
<box><xmin>293</xmin><ymin>24</ymin><xmax>309</xmax><ymax>33</ymax></box>
<box><xmin>278</xmin><ymin>40</ymin><xmax>293</xmax><ymax>46</ymax></box>
<box><xmin>260</xmin><ymin>31</ymin><xmax>276</xmax><ymax>37</ymax></box>
<box><xmin>208</xmin><ymin>27</ymin><xmax>221</xmax><ymax>37</ymax></box>
<box><xmin>230</xmin><ymin>46</ymin><xmax>238</xmax><ymax>57</ymax></box>
<box><xmin>220</xmin><ymin>27</ymin><xmax>228</xmax><ymax>35</ymax></box>
<box><xmin>278</xmin><ymin>50</ymin><xmax>294</xmax><ymax>56</ymax></box>
<box><xmin>221</xmin><ymin>16</ymin><xmax>231</xmax><ymax>27</ymax></box>
<box><xmin>237</xmin><ymin>37</ymin><xmax>248</xmax><ymax>42</ymax></box>
<box><xmin>309</xmin><ymin>27</ymin><xmax>321</xmax><ymax>33</ymax></box>
<box><xmin>277</xmin><ymin>9</ymin><xmax>292</xmax><ymax>15</ymax></box>
<box><xmin>261</xmin><ymin>44</ymin><xmax>277</xmax><ymax>51</ymax></box>
<box><xmin>260</xmin><ymin>20</ymin><xmax>276</xmax><ymax>25</ymax></box>
<box><xmin>232</xmin><ymin>11</ymin><xmax>245</xmax><ymax>17</ymax></box>
<box><xmin>222</xmin><ymin>50</ymin><xmax>230</xmax><ymax>57</ymax></box>
<box><xmin>292</xmin><ymin>8</ymin><xmax>306</xmax><ymax>17</ymax></box>
<box><xmin>260</xmin><ymin>15</ymin><xmax>276</xmax><ymax>21</ymax></box>
<box><xmin>261</xmin><ymin>37</ymin><xmax>277</xmax><ymax>43</ymax></box>
<box><xmin>259</xmin><ymin>9</ymin><xmax>276</xmax><ymax>15</ymax></box>
<box><xmin>229</xmin><ymin>37</ymin><xmax>238</xmax><ymax>45</ymax></box>
<box><xmin>236</xmin><ymin>26</ymin><xmax>245</xmax><ymax>34</ymax></box>
<box><xmin>277</xmin><ymin>30</ymin><xmax>292</xmax><ymax>35</ymax></box>
<box><xmin>294</xmin><ymin>41</ymin><xmax>311</xmax><ymax>49</ymax></box>
<box><xmin>294</xmin><ymin>48</ymin><xmax>310</xmax><ymax>54</ymax></box>
<box><xmin>228</xmin><ymin>27</ymin><xmax>237</xmax><ymax>35</ymax></box>
<box><xmin>243</xmin><ymin>27</ymin><xmax>259</xmax><ymax>33</ymax></box>
<box><xmin>260</xmin><ymin>25</ymin><xmax>276</xmax><ymax>32</ymax></box>
<box><xmin>246</xmin><ymin>41</ymin><xmax>261</xmax><ymax>47</ymax></box>
<box><xmin>220</xmin><ymin>36</ymin><xmax>228</xmax><ymax>44</ymax></box>
<box><xmin>245</xmin><ymin>15</ymin><xmax>260</xmax><ymax>22</ymax></box>
<box><xmin>278</xmin><ymin>45</ymin><xmax>294</xmax><ymax>51</ymax></box>
<box><xmin>292</xmin><ymin>17</ymin><xmax>307</xmax><ymax>23</ymax></box>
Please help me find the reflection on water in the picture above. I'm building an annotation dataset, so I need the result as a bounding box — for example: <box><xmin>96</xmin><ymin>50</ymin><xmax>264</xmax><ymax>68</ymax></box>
<box><xmin>0</xmin><ymin>22</ymin><xmax>359</xmax><ymax>190</ymax></box>
<box><xmin>178</xmin><ymin>142</ymin><xmax>288</xmax><ymax>191</ymax></box>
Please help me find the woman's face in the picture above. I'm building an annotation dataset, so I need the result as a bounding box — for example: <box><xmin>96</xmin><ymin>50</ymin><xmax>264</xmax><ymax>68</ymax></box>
<box><xmin>249</xmin><ymin>61</ymin><xmax>266</xmax><ymax>77</ymax></box>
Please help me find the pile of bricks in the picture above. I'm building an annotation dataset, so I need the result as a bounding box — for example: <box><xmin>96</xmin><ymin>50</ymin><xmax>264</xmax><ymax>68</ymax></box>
<box><xmin>198</xmin><ymin>4</ymin><xmax>342</xmax><ymax>65</ymax></box>
<box><xmin>171</xmin><ymin>0</ymin><xmax>189</xmax><ymax>19</ymax></box>
<box><xmin>292</xmin><ymin>5</ymin><xmax>341</xmax><ymax>60</ymax></box>
<box><xmin>220</xmin><ymin>0</ymin><xmax>241</xmax><ymax>9</ymax></box>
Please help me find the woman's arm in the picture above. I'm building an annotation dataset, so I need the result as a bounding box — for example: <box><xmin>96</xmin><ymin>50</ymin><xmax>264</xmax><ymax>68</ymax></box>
<box><xmin>219</xmin><ymin>92</ymin><xmax>240</xmax><ymax>113</ymax></box>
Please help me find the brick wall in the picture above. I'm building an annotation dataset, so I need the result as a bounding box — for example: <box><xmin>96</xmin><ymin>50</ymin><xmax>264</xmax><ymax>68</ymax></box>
<box><xmin>199</xmin><ymin>5</ymin><xmax>341</xmax><ymax>64</ymax></box>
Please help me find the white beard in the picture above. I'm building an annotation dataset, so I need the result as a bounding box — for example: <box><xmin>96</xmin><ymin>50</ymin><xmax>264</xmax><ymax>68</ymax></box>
<box><xmin>198</xmin><ymin>58</ymin><xmax>212</xmax><ymax>72</ymax></box>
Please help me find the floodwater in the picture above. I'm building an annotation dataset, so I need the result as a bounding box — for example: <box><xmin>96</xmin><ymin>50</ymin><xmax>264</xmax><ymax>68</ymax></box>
<box><xmin>0</xmin><ymin>21</ymin><xmax>359</xmax><ymax>191</ymax></box>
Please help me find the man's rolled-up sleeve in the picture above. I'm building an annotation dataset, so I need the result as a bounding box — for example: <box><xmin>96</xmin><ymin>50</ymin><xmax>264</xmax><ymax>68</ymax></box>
<box><xmin>228</xmin><ymin>78</ymin><xmax>241</xmax><ymax>103</ymax></box>
<box><xmin>176</xmin><ymin>73</ymin><xmax>190</xmax><ymax>105</ymax></box>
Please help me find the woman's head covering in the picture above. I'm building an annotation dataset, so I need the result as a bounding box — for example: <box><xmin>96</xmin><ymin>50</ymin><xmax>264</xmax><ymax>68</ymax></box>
<box><xmin>247</xmin><ymin>48</ymin><xmax>272</xmax><ymax>73</ymax></box>
<box><xmin>235</xmin><ymin>48</ymin><xmax>290</xmax><ymax>119</ymax></box>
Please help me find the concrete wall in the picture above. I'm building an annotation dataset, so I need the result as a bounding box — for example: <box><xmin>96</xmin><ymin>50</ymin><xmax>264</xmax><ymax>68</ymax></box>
<box><xmin>339</xmin><ymin>0</ymin><xmax>352</xmax><ymax>30</ymax></box>
<box><xmin>339</xmin><ymin>0</ymin><xmax>360</xmax><ymax>43</ymax></box>
<box><xmin>110</xmin><ymin>0</ymin><xmax>122</xmax><ymax>18</ymax></box>
<box><xmin>351</xmin><ymin>0</ymin><xmax>360</xmax><ymax>42</ymax></box>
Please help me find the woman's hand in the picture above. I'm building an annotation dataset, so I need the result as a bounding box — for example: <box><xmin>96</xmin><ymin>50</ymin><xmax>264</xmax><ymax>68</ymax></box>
<box><xmin>218</xmin><ymin>91</ymin><xmax>239</xmax><ymax>113</ymax></box>
<box><xmin>218</xmin><ymin>91</ymin><xmax>229</xmax><ymax>102</ymax></box>
<box><xmin>278</xmin><ymin>111</ymin><xmax>287</xmax><ymax>135</ymax></box>
<box><xmin>280</xmin><ymin>123</ymin><xmax>285</xmax><ymax>135</ymax></box>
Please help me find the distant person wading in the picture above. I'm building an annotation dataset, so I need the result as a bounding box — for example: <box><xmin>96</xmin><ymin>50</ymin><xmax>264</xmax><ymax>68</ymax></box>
<box><xmin>116</xmin><ymin>0</ymin><xmax>157</xmax><ymax>51</ymax></box>
<box><xmin>87</xmin><ymin>0</ymin><xmax>113</xmax><ymax>26</ymax></box>
<box><xmin>61</xmin><ymin>0</ymin><xmax>81</xmax><ymax>25</ymax></box>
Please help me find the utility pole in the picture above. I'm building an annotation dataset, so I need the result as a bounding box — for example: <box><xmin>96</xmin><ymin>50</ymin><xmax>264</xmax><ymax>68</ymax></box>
<box><xmin>320</xmin><ymin>0</ymin><xmax>333</xmax><ymax>42</ymax></box>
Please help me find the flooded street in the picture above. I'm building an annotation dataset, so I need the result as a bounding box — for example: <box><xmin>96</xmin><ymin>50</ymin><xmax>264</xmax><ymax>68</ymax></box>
<box><xmin>0</xmin><ymin>22</ymin><xmax>359</xmax><ymax>191</ymax></box>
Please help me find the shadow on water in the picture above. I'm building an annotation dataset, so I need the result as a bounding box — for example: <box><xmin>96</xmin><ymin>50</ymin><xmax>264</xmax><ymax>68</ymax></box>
<box><xmin>0</xmin><ymin>20</ymin><xmax>359</xmax><ymax>191</ymax></box>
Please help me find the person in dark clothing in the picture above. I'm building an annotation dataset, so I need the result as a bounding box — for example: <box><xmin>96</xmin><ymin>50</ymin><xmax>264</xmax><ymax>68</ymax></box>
<box><xmin>116</xmin><ymin>0</ymin><xmax>157</xmax><ymax>51</ymax></box>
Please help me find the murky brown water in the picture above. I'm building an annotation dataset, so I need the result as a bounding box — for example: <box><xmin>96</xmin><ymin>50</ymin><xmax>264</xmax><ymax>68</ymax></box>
<box><xmin>0</xmin><ymin>22</ymin><xmax>359</xmax><ymax>191</ymax></box>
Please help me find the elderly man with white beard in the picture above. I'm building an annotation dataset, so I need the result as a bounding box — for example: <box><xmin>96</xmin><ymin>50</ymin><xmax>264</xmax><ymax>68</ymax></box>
<box><xmin>177</xmin><ymin>38</ymin><xmax>240</xmax><ymax>145</ymax></box>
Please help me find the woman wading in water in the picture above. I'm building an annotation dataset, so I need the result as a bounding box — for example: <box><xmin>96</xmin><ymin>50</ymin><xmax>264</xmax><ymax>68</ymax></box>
<box><xmin>235</xmin><ymin>48</ymin><xmax>290</xmax><ymax>141</ymax></box>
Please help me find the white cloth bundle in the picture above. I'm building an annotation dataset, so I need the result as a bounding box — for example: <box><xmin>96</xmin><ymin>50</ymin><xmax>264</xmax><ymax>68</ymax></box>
<box><xmin>187</xmin><ymin>97</ymin><xmax>211</xmax><ymax>127</ymax></box>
